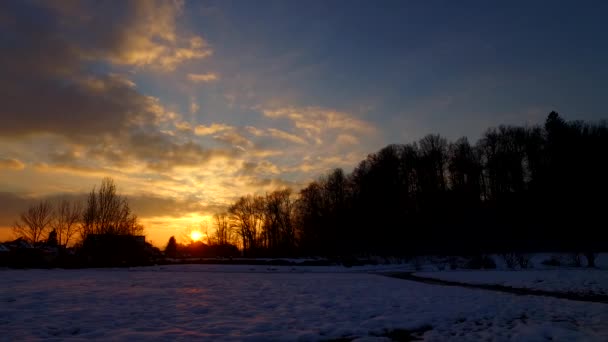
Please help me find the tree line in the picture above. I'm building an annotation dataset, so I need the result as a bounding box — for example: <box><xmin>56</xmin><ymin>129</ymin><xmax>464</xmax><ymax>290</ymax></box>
<box><xmin>211</xmin><ymin>112</ymin><xmax>607</xmax><ymax>265</ymax></box>
<box><xmin>12</xmin><ymin>177</ymin><xmax>143</xmax><ymax>247</ymax></box>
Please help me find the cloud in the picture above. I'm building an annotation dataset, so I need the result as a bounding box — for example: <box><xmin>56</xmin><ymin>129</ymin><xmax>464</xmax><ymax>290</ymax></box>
<box><xmin>336</xmin><ymin>134</ymin><xmax>359</xmax><ymax>146</ymax></box>
<box><xmin>267</xmin><ymin>128</ymin><xmax>308</xmax><ymax>145</ymax></box>
<box><xmin>0</xmin><ymin>2</ymin><xmax>384</xmax><ymax>246</ymax></box>
<box><xmin>190</xmin><ymin>99</ymin><xmax>200</xmax><ymax>114</ymax></box>
<box><xmin>0</xmin><ymin>73</ymin><xmax>154</xmax><ymax>139</ymax></box>
<box><xmin>127</xmin><ymin>194</ymin><xmax>223</xmax><ymax>218</ymax></box>
<box><xmin>243</xmin><ymin>125</ymin><xmax>307</xmax><ymax>145</ymax></box>
<box><xmin>244</xmin><ymin>177</ymin><xmax>300</xmax><ymax>191</ymax></box>
<box><xmin>42</xmin><ymin>1</ymin><xmax>212</xmax><ymax>71</ymax></box>
<box><xmin>0</xmin><ymin>192</ymin><xmax>38</xmax><ymax>230</ymax></box>
<box><xmin>175</xmin><ymin>121</ymin><xmax>193</xmax><ymax>132</ymax></box>
<box><xmin>0</xmin><ymin>158</ymin><xmax>25</xmax><ymax>170</ymax></box>
<box><xmin>262</xmin><ymin>106</ymin><xmax>376</xmax><ymax>146</ymax></box>
<box><xmin>0</xmin><ymin>1</ymin><xmax>217</xmax><ymax>141</ymax></box>
<box><xmin>212</xmin><ymin>131</ymin><xmax>253</xmax><ymax>150</ymax></box>
<box><xmin>245</xmin><ymin>126</ymin><xmax>266</xmax><ymax>137</ymax></box>
<box><xmin>0</xmin><ymin>1</ymin><xmax>232</xmax><ymax>177</ymax></box>
<box><xmin>127</xmin><ymin>131</ymin><xmax>237</xmax><ymax>171</ymax></box>
<box><xmin>239</xmin><ymin>161</ymin><xmax>281</xmax><ymax>176</ymax></box>
<box><xmin>194</xmin><ymin>123</ymin><xmax>233</xmax><ymax>136</ymax></box>
<box><xmin>0</xmin><ymin>190</ymin><xmax>220</xmax><ymax>231</ymax></box>
<box><xmin>263</xmin><ymin>107</ymin><xmax>374</xmax><ymax>134</ymax></box>
<box><xmin>187</xmin><ymin>72</ymin><xmax>219</xmax><ymax>83</ymax></box>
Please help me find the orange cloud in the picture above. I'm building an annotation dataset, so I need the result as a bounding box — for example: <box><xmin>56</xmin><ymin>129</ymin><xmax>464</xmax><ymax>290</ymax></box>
<box><xmin>336</xmin><ymin>134</ymin><xmax>359</xmax><ymax>146</ymax></box>
<box><xmin>262</xmin><ymin>106</ymin><xmax>376</xmax><ymax>146</ymax></box>
<box><xmin>245</xmin><ymin>126</ymin><xmax>266</xmax><ymax>137</ymax></box>
<box><xmin>40</xmin><ymin>0</ymin><xmax>212</xmax><ymax>71</ymax></box>
<box><xmin>187</xmin><ymin>72</ymin><xmax>219</xmax><ymax>83</ymax></box>
<box><xmin>190</xmin><ymin>99</ymin><xmax>200</xmax><ymax>113</ymax></box>
<box><xmin>0</xmin><ymin>158</ymin><xmax>25</xmax><ymax>170</ymax></box>
<box><xmin>263</xmin><ymin>107</ymin><xmax>374</xmax><ymax>133</ymax></box>
<box><xmin>267</xmin><ymin>128</ymin><xmax>308</xmax><ymax>145</ymax></box>
<box><xmin>194</xmin><ymin>123</ymin><xmax>233</xmax><ymax>136</ymax></box>
<box><xmin>213</xmin><ymin>131</ymin><xmax>253</xmax><ymax>150</ymax></box>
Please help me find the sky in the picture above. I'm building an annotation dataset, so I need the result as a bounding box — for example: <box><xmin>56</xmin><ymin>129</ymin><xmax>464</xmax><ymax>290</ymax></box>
<box><xmin>1</xmin><ymin>0</ymin><xmax>607</xmax><ymax>246</ymax></box>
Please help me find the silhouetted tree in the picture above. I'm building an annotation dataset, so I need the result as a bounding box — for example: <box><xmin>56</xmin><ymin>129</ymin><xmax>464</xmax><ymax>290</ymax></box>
<box><xmin>47</xmin><ymin>229</ymin><xmax>58</xmax><ymax>247</ymax></box>
<box><xmin>295</xmin><ymin>181</ymin><xmax>325</xmax><ymax>255</ymax></box>
<box><xmin>448</xmin><ymin>137</ymin><xmax>481</xmax><ymax>201</ymax></box>
<box><xmin>12</xmin><ymin>200</ymin><xmax>54</xmax><ymax>244</ymax></box>
<box><xmin>585</xmin><ymin>253</ymin><xmax>598</xmax><ymax>268</ymax></box>
<box><xmin>165</xmin><ymin>236</ymin><xmax>177</xmax><ymax>258</ymax></box>
<box><xmin>418</xmin><ymin>134</ymin><xmax>448</xmax><ymax>194</ymax></box>
<box><xmin>50</xmin><ymin>199</ymin><xmax>81</xmax><ymax>247</ymax></box>
<box><xmin>263</xmin><ymin>189</ymin><xmax>296</xmax><ymax>256</ymax></box>
<box><xmin>212</xmin><ymin>212</ymin><xmax>232</xmax><ymax>246</ymax></box>
<box><xmin>225</xmin><ymin>111</ymin><xmax>607</xmax><ymax>258</ymax></box>
<box><xmin>81</xmin><ymin>178</ymin><xmax>143</xmax><ymax>240</ymax></box>
<box><xmin>228</xmin><ymin>195</ymin><xmax>264</xmax><ymax>256</ymax></box>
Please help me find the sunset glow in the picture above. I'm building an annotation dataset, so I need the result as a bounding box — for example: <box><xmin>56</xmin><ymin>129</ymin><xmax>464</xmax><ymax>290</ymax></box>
<box><xmin>190</xmin><ymin>231</ymin><xmax>203</xmax><ymax>242</ymax></box>
<box><xmin>1</xmin><ymin>1</ymin><xmax>607</xmax><ymax>248</ymax></box>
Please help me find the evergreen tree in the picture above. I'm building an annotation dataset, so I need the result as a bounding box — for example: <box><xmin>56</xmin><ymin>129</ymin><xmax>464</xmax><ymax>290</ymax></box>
<box><xmin>47</xmin><ymin>229</ymin><xmax>58</xmax><ymax>246</ymax></box>
<box><xmin>165</xmin><ymin>236</ymin><xmax>178</xmax><ymax>258</ymax></box>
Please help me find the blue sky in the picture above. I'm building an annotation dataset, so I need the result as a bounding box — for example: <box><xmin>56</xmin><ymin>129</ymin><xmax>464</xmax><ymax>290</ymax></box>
<box><xmin>141</xmin><ymin>0</ymin><xmax>608</xmax><ymax>143</ymax></box>
<box><xmin>0</xmin><ymin>0</ymin><xmax>606</xmax><ymax>244</ymax></box>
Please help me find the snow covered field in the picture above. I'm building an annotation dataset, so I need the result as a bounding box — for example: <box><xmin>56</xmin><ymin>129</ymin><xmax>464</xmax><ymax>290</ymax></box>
<box><xmin>2</xmin><ymin>265</ymin><xmax>608</xmax><ymax>341</ymax></box>
<box><xmin>413</xmin><ymin>253</ymin><xmax>608</xmax><ymax>296</ymax></box>
<box><xmin>415</xmin><ymin>269</ymin><xmax>608</xmax><ymax>296</ymax></box>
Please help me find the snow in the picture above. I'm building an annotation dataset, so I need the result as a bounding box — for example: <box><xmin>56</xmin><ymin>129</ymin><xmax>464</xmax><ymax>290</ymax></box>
<box><xmin>414</xmin><ymin>269</ymin><xmax>608</xmax><ymax>296</ymax></box>
<box><xmin>2</xmin><ymin>265</ymin><xmax>607</xmax><ymax>341</ymax></box>
<box><xmin>144</xmin><ymin>263</ymin><xmax>413</xmax><ymax>274</ymax></box>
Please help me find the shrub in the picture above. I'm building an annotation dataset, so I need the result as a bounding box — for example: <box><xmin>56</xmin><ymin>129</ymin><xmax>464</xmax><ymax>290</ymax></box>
<box><xmin>541</xmin><ymin>255</ymin><xmax>561</xmax><ymax>267</ymax></box>
<box><xmin>466</xmin><ymin>254</ymin><xmax>496</xmax><ymax>269</ymax></box>
<box><xmin>501</xmin><ymin>253</ymin><xmax>518</xmax><ymax>269</ymax></box>
<box><xmin>569</xmin><ymin>253</ymin><xmax>583</xmax><ymax>267</ymax></box>
<box><xmin>516</xmin><ymin>253</ymin><xmax>533</xmax><ymax>269</ymax></box>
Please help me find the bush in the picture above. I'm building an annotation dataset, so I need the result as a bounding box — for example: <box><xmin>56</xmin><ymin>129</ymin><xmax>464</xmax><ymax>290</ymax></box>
<box><xmin>501</xmin><ymin>253</ymin><xmax>533</xmax><ymax>269</ymax></box>
<box><xmin>516</xmin><ymin>253</ymin><xmax>533</xmax><ymax>269</ymax></box>
<box><xmin>501</xmin><ymin>253</ymin><xmax>518</xmax><ymax>269</ymax></box>
<box><xmin>465</xmin><ymin>254</ymin><xmax>496</xmax><ymax>269</ymax></box>
<box><xmin>569</xmin><ymin>253</ymin><xmax>583</xmax><ymax>267</ymax></box>
<box><xmin>541</xmin><ymin>255</ymin><xmax>561</xmax><ymax>267</ymax></box>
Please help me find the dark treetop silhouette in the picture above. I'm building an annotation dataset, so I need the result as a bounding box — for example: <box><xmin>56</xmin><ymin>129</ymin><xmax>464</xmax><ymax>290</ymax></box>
<box><xmin>216</xmin><ymin>112</ymin><xmax>607</xmax><ymax>263</ymax></box>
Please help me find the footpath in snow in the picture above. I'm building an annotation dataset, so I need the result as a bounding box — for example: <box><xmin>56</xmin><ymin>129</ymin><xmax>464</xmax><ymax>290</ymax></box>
<box><xmin>414</xmin><ymin>269</ymin><xmax>608</xmax><ymax>297</ymax></box>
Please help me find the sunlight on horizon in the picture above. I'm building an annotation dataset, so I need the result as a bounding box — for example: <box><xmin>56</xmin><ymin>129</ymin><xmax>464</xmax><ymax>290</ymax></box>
<box><xmin>139</xmin><ymin>213</ymin><xmax>213</xmax><ymax>247</ymax></box>
<box><xmin>190</xmin><ymin>230</ymin><xmax>203</xmax><ymax>242</ymax></box>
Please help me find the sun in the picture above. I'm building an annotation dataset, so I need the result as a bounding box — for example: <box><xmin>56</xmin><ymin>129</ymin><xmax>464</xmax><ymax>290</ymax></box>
<box><xmin>190</xmin><ymin>230</ymin><xmax>203</xmax><ymax>242</ymax></box>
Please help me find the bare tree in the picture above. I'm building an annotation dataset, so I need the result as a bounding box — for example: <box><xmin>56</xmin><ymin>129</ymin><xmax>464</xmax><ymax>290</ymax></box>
<box><xmin>263</xmin><ymin>189</ymin><xmax>295</xmax><ymax>254</ymax></box>
<box><xmin>50</xmin><ymin>199</ymin><xmax>81</xmax><ymax>247</ymax></box>
<box><xmin>213</xmin><ymin>212</ymin><xmax>232</xmax><ymax>245</ymax></box>
<box><xmin>228</xmin><ymin>195</ymin><xmax>264</xmax><ymax>255</ymax></box>
<box><xmin>81</xmin><ymin>177</ymin><xmax>143</xmax><ymax>239</ymax></box>
<box><xmin>12</xmin><ymin>200</ymin><xmax>54</xmax><ymax>244</ymax></box>
<box><xmin>419</xmin><ymin>134</ymin><xmax>448</xmax><ymax>193</ymax></box>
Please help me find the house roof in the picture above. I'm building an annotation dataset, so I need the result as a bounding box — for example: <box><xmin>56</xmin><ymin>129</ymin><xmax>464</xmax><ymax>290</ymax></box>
<box><xmin>8</xmin><ymin>238</ymin><xmax>34</xmax><ymax>249</ymax></box>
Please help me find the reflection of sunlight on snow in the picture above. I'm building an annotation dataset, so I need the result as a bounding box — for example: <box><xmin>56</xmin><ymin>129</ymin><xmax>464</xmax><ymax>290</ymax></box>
<box><xmin>3</xmin><ymin>267</ymin><xmax>608</xmax><ymax>340</ymax></box>
<box><xmin>183</xmin><ymin>287</ymin><xmax>205</xmax><ymax>295</ymax></box>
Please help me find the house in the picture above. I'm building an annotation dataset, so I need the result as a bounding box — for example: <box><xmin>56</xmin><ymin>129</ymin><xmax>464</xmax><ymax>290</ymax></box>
<box><xmin>4</xmin><ymin>238</ymin><xmax>43</xmax><ymax>267</ymax></box>
<box><xmin>0</xmin><ymin>243</ymin><xmax>9</xmax><ymax>266</ymax></box>
<box><xmin>81</xmin><ymin>234</ymin><xmax>148</xmax><ymax>266</ymax></box>
<box><xmin>6</xmin><ymin>238</ymin><xmax>33</xmax><ymax>250</ymax></box>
